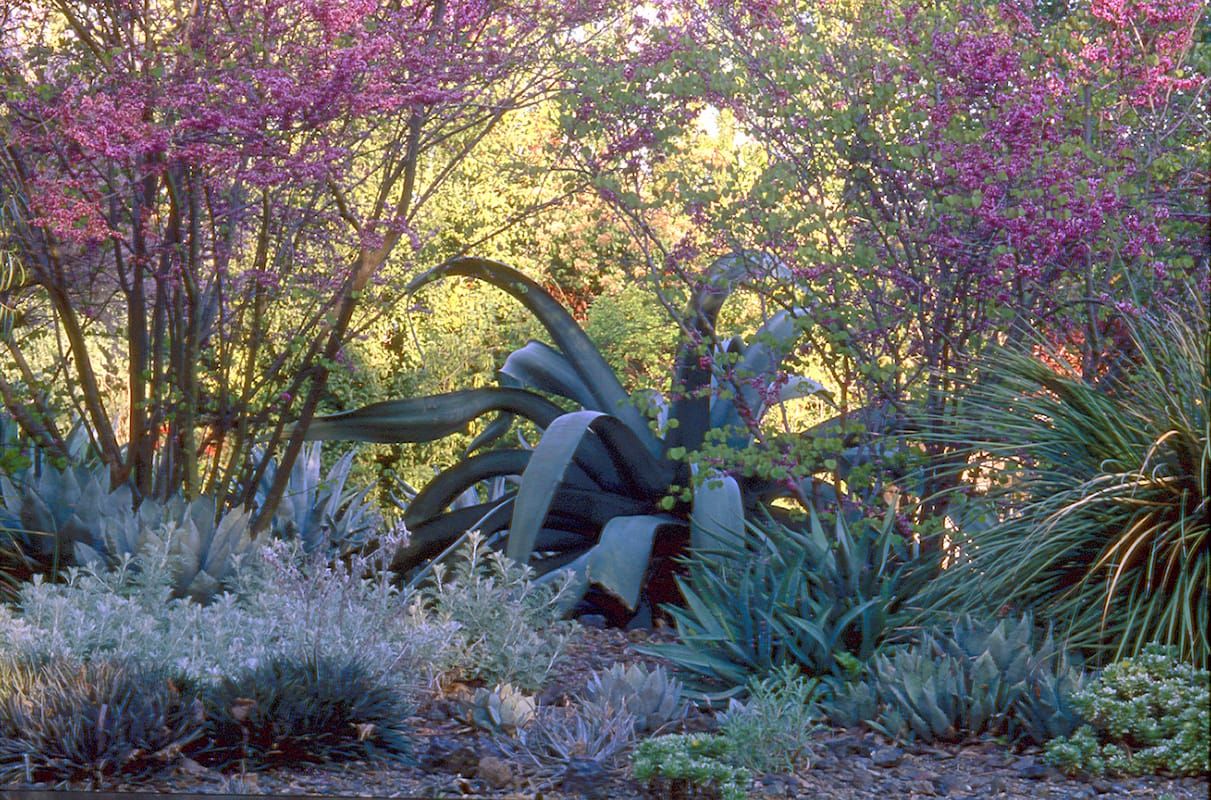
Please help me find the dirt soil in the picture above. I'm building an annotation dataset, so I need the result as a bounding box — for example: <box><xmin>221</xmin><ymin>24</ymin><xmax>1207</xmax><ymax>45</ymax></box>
<box><xmin>10</xmin><ymin>625</ymin><xmax>1208</xmax><ymax>800</ymax></box>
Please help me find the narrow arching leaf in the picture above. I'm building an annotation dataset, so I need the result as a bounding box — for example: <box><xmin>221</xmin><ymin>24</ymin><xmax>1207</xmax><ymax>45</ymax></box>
<box><xmin>303</xmin><ymin>388</ymin><xmax>566</xmax><ymax>443</ymax></box>
<box><xmin>405</xmin><ymin>449</ymin><xmax>532</xmax><ymax>525</ymax></box>
<box><xmin>407</xmin><ymin>257</ymin><xmax>661</xmax><ymax>456</ymax></box>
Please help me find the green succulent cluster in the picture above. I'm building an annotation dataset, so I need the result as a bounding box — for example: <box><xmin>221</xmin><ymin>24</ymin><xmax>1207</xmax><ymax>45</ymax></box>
<box><xmin>1045</xmin><ymin>646</ymin><xmax>1208</xmax><ymax>777</ymax></box>
<box><xmin>467</xmin><ymin>683</ymin><xmax>537</xmax><ymax>735</ymax></box>
<box><xmin>0</xmin><ymin>657</ymin><xmax>205</xmax><ymax>785</ymax></box>
<box><xmin>0</xmin><ymin>442</ymin><xmax>380</xmax><ymax>604</ymax></box>
<box><xmin>644</xmin><ymin>506</ymin><xmax>926</xmax><ymax>697</ymax></box>
<box><xmin>632</xmin><ymin>733</ymin><xmax>752</xmax><ymax>800</ymax></box>
<box><xmin>827</xmin><ymin>615</ymin><xmax>1086</xmax><ymax>744</ymax></box>
<box><xmin>581</xmin><ymin>662</ymin><xmax>686</xmax><ymax>734</ymax></box>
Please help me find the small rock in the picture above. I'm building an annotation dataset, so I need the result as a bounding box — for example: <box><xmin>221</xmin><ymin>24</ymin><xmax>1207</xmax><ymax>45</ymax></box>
<box><xmin>1014</xmin><ymin>755</ymin><xmax>1049</xmax><ymax>779</ymax></box>
<box><xmin>422</xmin><ymin>736</ymin><xmax>479</xmax><ymax>775</ymax></box>
<box><xmin>825</xmin><ymin>734</ymin><xmax>871</xmax><ymax>757</ymax></box>
<box><xmin>934</xmin><ymin>774</ymin><xmax>970</xmax><ymax>795</ymax></box>
<box><xmin>850</xmin><ymin>769</ymin><xmax>875</xmax><ymax>789</ymax></box>
<box><xmin>477</xmin><ymin>755</ymin><xmax>514</xmax><ymax>789</ymax></box>
<box><xmin>871</xmin><ymin>747</ymin><xmax>905</xmax><ymax>768</ymax></box>
<box><xmin>578</xmin><ymin>614</ymin><xmax>608</xmax><ymax>629</ymax></box>
<box><xmin>561</xmin><ymin>757</ymin><xmax>610</xmax><ymax>799</ymax></box>
<box><xmin>988</xmin><ymin>776</ymin><xmax>1009</xmax><ymax>794</ymax></box>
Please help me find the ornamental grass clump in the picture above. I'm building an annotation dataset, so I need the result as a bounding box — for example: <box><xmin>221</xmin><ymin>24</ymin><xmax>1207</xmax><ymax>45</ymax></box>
<box><xmin>198</xmin><ymin>654</ymin><xmax>413</xmax><ymax>771</ymax></box>
<box><xmin>0</xmin><ymin>657</ymin><xmax>205</xmax><ymax>785</ymax></box>
<box><xmin>1045</xmin><ymin>645</ymin><xmax>1208</xmax><ymax>777</ymax></box>
<box><xmin>921</xmin><ymin>292</ymin><xmax>1208</xmax><ymax>667</ymax></box>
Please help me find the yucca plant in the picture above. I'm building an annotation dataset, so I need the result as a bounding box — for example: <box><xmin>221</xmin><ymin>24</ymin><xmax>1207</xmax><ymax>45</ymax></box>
<box><xmin>920</xmin><ymin>291</ymin><xmax>1209</xmax><ymax>667</ymax></box>
<box><xmin>301</xmin><ymin>254</ymin><xmax>883</xmax><ymax>623</ymax></box>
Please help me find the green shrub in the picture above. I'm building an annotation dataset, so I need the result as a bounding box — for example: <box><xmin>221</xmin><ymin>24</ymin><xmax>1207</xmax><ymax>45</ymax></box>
<box><xmin>421</xmin><ymin>532</ymin><xmax>576</xmax><ymax>691</ymax></box>
<box><xmin>1045</xmin><ymin>645</ymin><xmax>1208</xmax><ymax>777</ymax></box>
<box><xmin>632</xmin><ymin>734</ymin><xmax>752</xmax><ymax>800</ymax></box>
<box><xmin>922</xmin><ymin>293</ymin><xmax>1208</xmax><ymax>666</ymax></box>
<box><xmin>718</xmin><ymin>664</ymin><xmax>819</xmax><ymax>773</ymax></box>
<box><xmin>0</xmin><ymin>657</ymin><xmax>205</xmax><ymax>785</ymax></box>
<box><xmin>644</xmin><ymin>506</ymin><xmax>926</xmax><ymax>697</ymax></box>
<box><xmin>199</xmin><ymin>654</ymin><xmax>412</xmax><ymax>771</ymax></box>
<box><xmin>826</xmin><ymin>615</ymin><xmax>1087</xmax><ymax>745</ymax></box>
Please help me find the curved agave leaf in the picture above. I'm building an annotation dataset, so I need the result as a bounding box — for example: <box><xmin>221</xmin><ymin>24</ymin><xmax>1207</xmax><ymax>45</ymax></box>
<box><xmin>405</xmin><ymin>449</ymin><xmax>532</xmax><ymax>525</ymax></box>
<box><xmin>690</xmin><ymin>469</ymin><xmax>746</xmax><ymax>553</ymax></box>
<box><xmin>393</xmin><ymin>496</ymin><xmax>517</xmax><ymax>570</ymax></box>
<box><xmin>304</xmin><ymin>388</ymin><xmax>567</xmax><ymax>444</ymax></box>
<box><xmin>506</xmin><ymin>411</ymin><xmax>674</xmax><ymax>565</ymax></box>
<box><xmin>501</xmin><ymin>340</ymin><xmax>598</xmax><ymax>409</ymax></box>
<box><xmin>667</xmin><ymin>251</ymin><xmax>790</xmax><ymax>459</ymax></box>
<box><xmin>407</xmin><ymin>257</ymin><xmax>661</xmax><ymax>457</ymax></box>
<box><xmin>558</xmin><ymin>514</ymin><xmax>684</xmax><ymax>611</ymax></box>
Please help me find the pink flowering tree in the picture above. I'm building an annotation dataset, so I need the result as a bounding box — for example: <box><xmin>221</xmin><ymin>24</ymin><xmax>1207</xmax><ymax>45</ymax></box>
<box><xmin>559</xmin><ymin>0</ymin><xmax>1209</xmax><ymax>521</ymax></box>
<box><xmin>0</xmin><ymin>0</ymin><xmax>612</xmax><ymax>521</ymax></box>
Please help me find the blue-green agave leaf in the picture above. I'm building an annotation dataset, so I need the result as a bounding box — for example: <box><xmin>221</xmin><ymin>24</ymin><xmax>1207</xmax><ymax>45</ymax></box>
<box><xmin>303</xmin><ymin>388</ymin><xmax>566</xmax><ymax>444</ymax></box>
<box><xmin>407</xmin><ymin>257</ymin><xmax>661</xmax><ymax>457</ymax></box>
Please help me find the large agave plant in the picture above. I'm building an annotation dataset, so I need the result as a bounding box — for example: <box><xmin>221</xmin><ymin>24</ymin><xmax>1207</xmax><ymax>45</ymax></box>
<box><xmin>0</xmin><ymin>461</ymin><xmax>138</xmax><ymax>578</ymax></box>
<box><xmin>303</xmin><ymin>254</ymin><xmax>880</xmax><ymax>622</ymax></box>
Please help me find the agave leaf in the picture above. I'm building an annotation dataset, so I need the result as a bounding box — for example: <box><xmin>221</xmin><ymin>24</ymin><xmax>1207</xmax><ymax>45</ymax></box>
<box><xmin>571</xmin><ymin>514</ymin><xmax>681</xmax><ymax>610</ymax></box>
<box><xmin>690</xmin><ymin>470</ymin><xmax>746</xmax><ymax>552</ymax></box>
<box><xmin>463</xmin><ymin>411</ymin><xmax>516</xmax><ymax>457</ymax></box>
<box><xmin>407</xmin><ymin>258</ymin><xmax>661</xmax><ymax>457</ymax></box>
<box><xmin>392</xmin><ymin>496</ymin><xmax>516</xmax><ymax>571</ymax></box>
<box><xmin>304</xmin><ymin>388</ymin><xmax>567</xmax><ymax>444</ymax></box>
<box><xmin>405</xmin><ymin>449</ymin><xmax>532</xmax><ymax>525</ymax></box>
<box><xmin>501</xmin><ymin>340</ymin><xmax>598</xmax><ymax>409</ymax></box>
<box><xmin>506</xmin><ymin>411</ymin><xmax>673</xmax><ymax>565</ymax></box>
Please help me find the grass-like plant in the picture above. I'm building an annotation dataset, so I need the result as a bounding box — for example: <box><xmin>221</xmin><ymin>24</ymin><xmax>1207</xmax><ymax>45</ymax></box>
<box><xmin>198</xmin><ymin>654</ymin><xmax>413</xmax><ymax>771</ymax></box>
<box><xmin>0</xmin><ymin>657</ymin><xmax>205</xmax><ymax>785</ymax></box>
<box><xmin>922</xmin><ymin>292</ymin><xmax>1208</xmax><ymax>666</ymax></box>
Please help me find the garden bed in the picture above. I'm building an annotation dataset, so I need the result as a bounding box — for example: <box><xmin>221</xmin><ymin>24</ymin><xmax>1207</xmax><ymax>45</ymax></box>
<box><xmin>14</xmin><ymin>625</ymin><xmax>1208</xmax><ymax>800</ymax></box>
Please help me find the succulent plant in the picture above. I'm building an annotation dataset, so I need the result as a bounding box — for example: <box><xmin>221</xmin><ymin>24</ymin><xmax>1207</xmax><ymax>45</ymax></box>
<box><xmin>0</xmin><ymin>461</ymin><xmax>133</xmax><ymax>577</ymax></box>
<box><xmin>301</xmin><ymin>255</ymin><xmax>887</xmax><ymax>625</ymax></box>
<box><xmin>253</xmin><ymin>442</ymin><xmax>380</xmax><ymax>556</ymax></box>
<box><xmin>1045</xmin><ymin>645</ymin><xmax>1208</xmax><ymax>777</ymax></box>
<box><xmin>0</xmin><ymin>656</ymin><xmax>206</xmax><ymax>785</ymax></box>
<box><xmin>581</xmin><ymin>662</ymin><xmax>686</xmax><ymax>734</ymax></box>
<box><xmin>826</xmin><ymin>614</ymin><xmax>1087</xmax><ymax>745</ymax></box>
<box><xmin>642</xmin><ymin>505</ymin><xmax>928</xmax><ymax>697</ymax></box>
<box><xmin>467</xmin><ymin>683</ymin><xmax>537</xmax><ymax>735</ymax></box>
<box><xmin>631</xmin><ymin>734</ymin><xmax>751</xmax><ymax>800</ymax></box>
<box><xmin>503</xmin><ymin>701</ymin><xmax>637</xmax><ymax>770</ymax></box>
<box><xmin>199</xmin><ymin>654</ymin><xmax>412</xmax><ymax>770</ymax></box>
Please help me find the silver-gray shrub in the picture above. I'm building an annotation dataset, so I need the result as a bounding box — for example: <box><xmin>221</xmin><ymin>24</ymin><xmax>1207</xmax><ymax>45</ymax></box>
<box><xmin>0</xmin><ymin>525</ymin><xmax>453</xmax><ymax>692</ymax></box>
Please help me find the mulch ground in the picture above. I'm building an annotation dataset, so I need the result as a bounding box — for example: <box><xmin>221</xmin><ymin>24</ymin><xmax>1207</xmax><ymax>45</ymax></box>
<box><xmin>9</xmin><ymin>624</ymin><xmax>1208</xmax><ymax>800</ymax></box>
